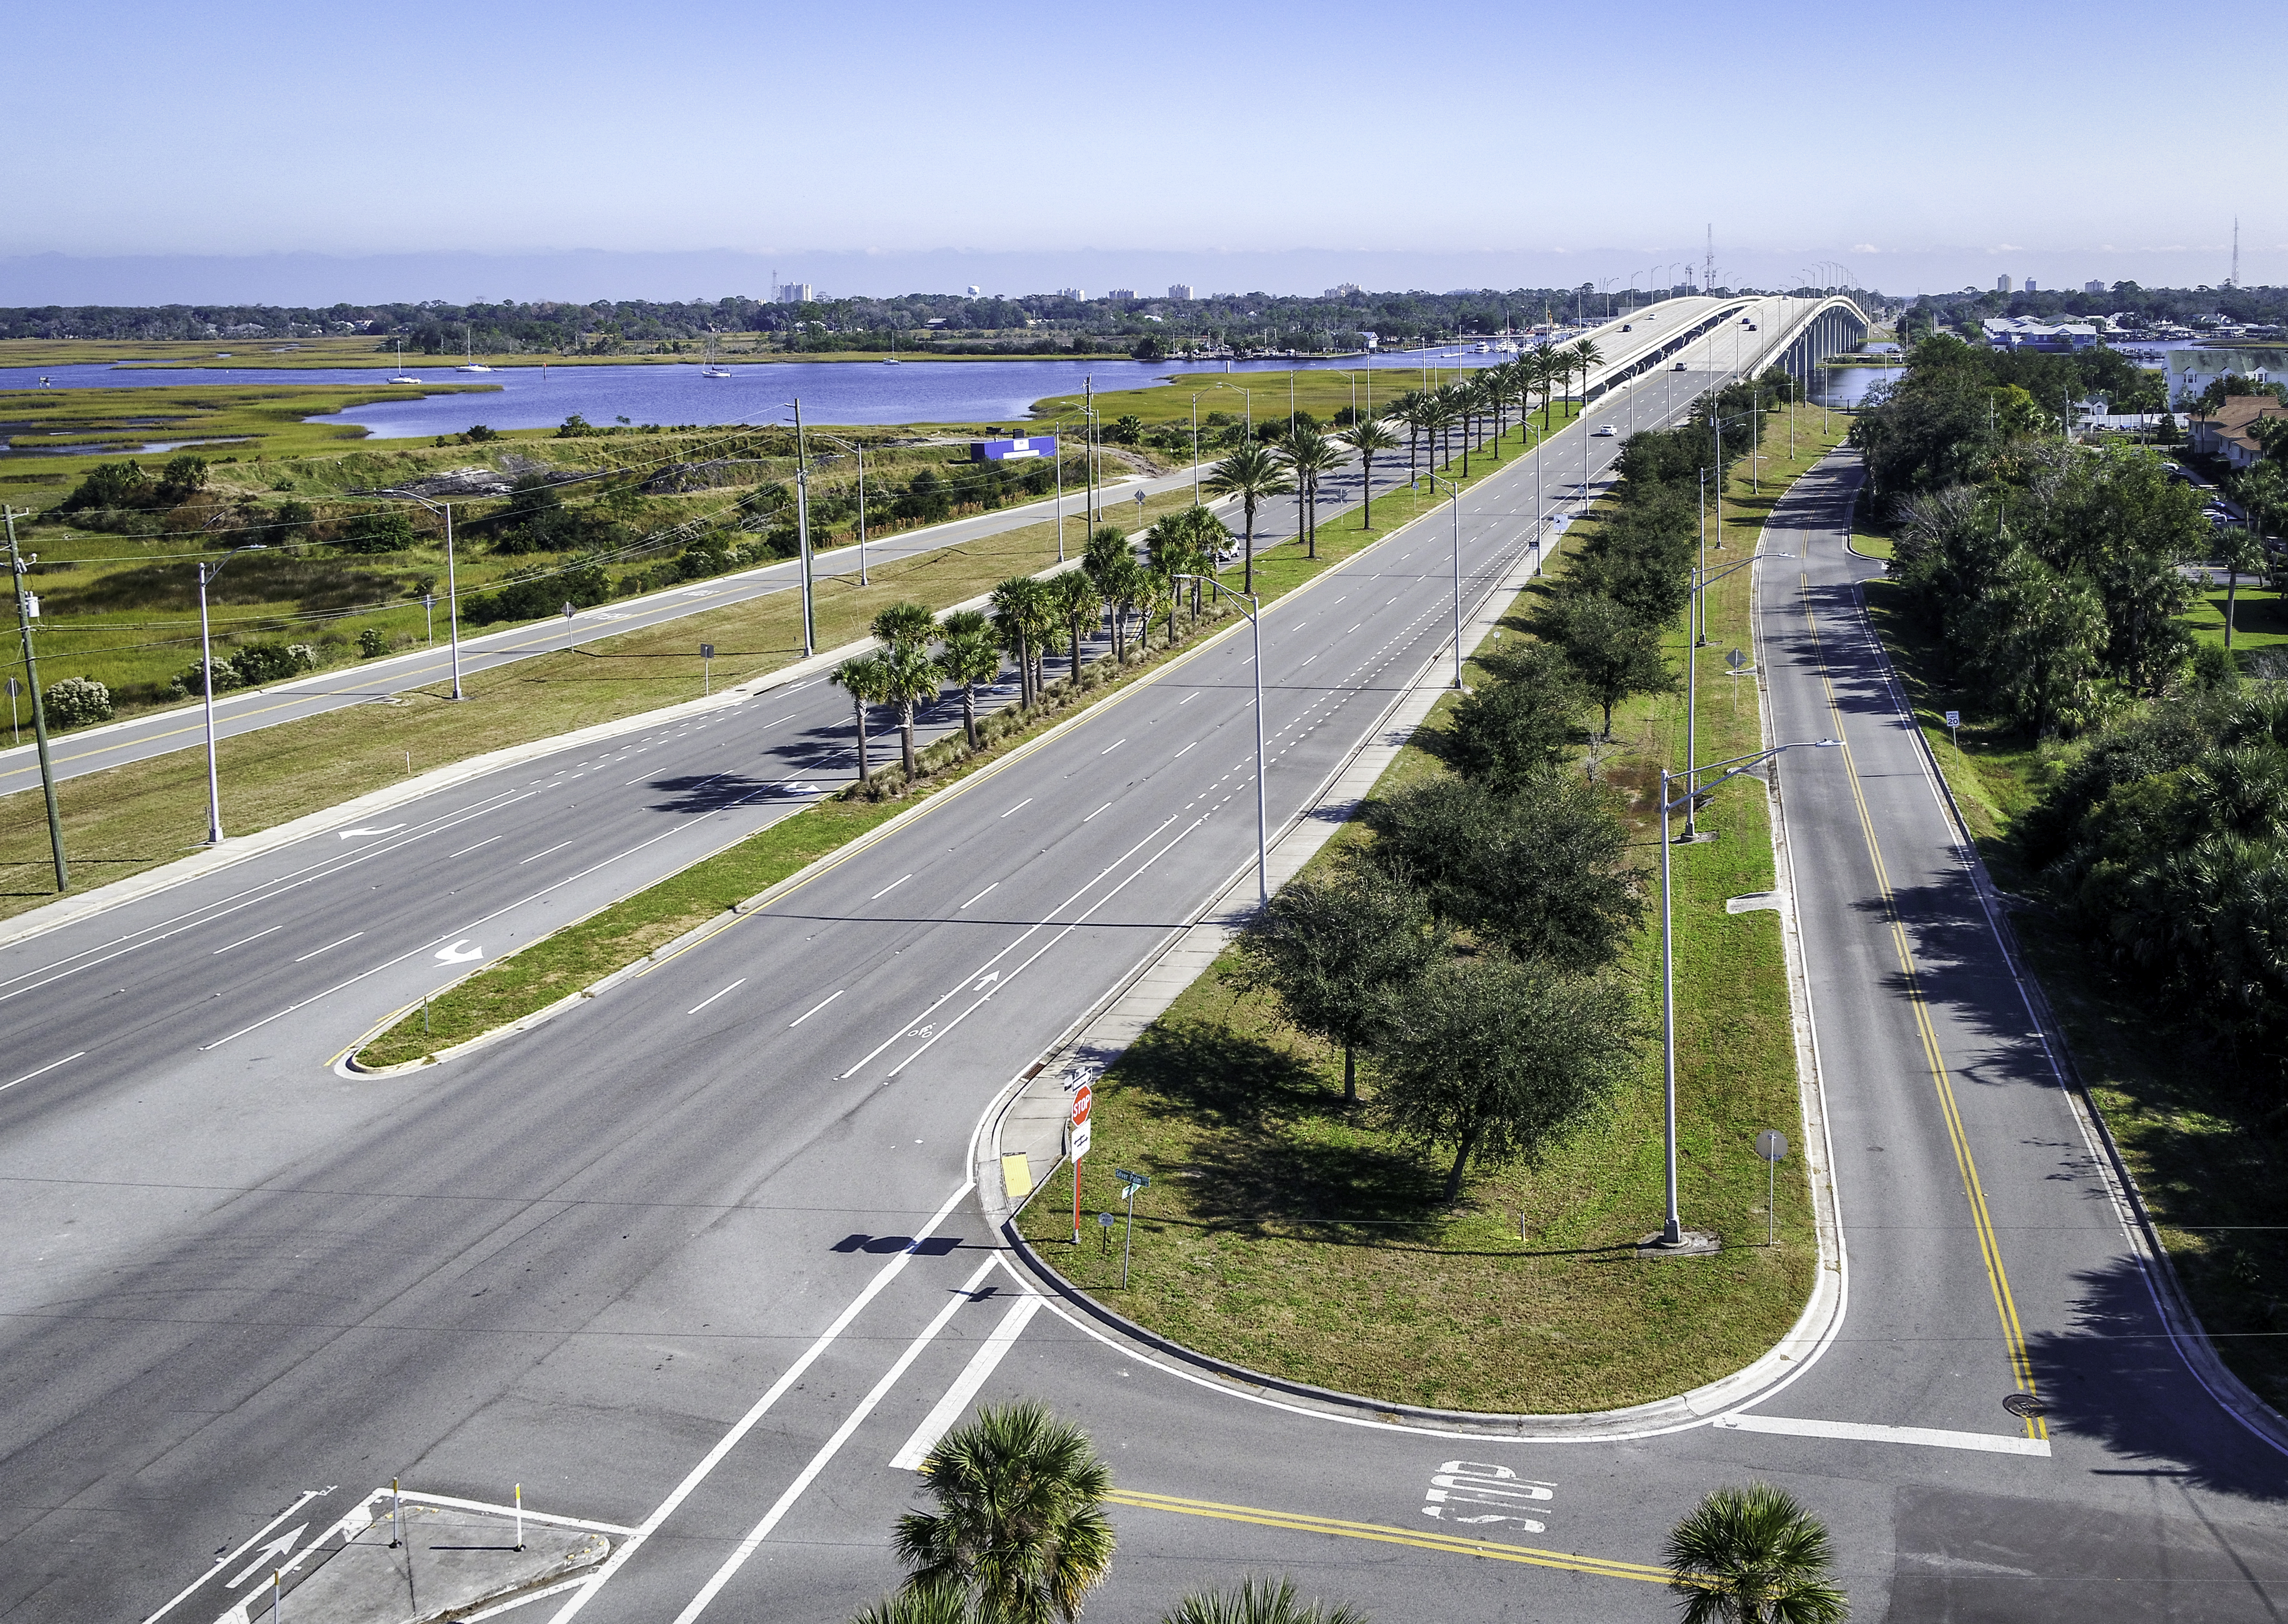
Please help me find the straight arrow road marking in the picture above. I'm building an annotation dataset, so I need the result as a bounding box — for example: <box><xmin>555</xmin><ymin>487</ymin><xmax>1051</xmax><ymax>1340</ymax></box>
<box><xmin>336</xmin><ymin>825</ymin><xmax>406</xmax><ymax>839</ymax></box>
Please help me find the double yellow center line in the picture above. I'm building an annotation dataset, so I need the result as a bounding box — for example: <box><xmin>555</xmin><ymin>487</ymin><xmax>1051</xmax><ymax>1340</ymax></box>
<box><xmin>1105</xmin><ymin>1489</ymin><xmax>1672</xmax><ymax>1585</ymax></box>
<box><xmin>1800</xmin><ymin>575</ymin><xmax>2044</xmax><ymax>1440</ymax></box>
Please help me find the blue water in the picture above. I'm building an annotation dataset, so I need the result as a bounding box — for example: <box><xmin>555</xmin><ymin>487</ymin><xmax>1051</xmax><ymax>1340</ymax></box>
<box><xmin>0</xmin><ymin>346</ymin><xmax>1512</xmax><ymax>442</ymax></box>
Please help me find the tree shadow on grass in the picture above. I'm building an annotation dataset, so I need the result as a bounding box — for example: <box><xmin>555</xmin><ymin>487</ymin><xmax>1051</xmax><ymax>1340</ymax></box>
<box><xmin>1113</xmin><ymin>1015</ymin><xmax>1519</xmax><ymax>1251</ymax></box>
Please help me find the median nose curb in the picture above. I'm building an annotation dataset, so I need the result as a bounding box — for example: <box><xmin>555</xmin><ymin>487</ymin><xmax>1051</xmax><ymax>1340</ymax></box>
<box><xmin>230</xmin><ymin>1494</ymin><xmax>611</xmax><ymax>1624</ymax></box>
<box><xmin>973</xmin><ymin>480</ymin><xmax>1851</xmax><ymax>1444</ymax></box>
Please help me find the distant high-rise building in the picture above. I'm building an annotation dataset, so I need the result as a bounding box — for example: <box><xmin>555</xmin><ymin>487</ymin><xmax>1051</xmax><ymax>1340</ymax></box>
<box><xmin>2085</xmin><ymin>279</ymin><xmax>2106</xmax><ymax>294</ymax></box>
<box><xmin>1167</xmin><ymin>283</ymin><xmax>1194</xmax><ymax>301</ymax></box>
<box><xmin>1996</xmin><ymin>274</ymin><xmax>2014</xmax><ymax>294</ymax></box>
<box><xmin>1325</xmin><ymin>282</ymin><xmax>1362</xmax><ymax>297</ymax></box>
<box><xmin>775</xmin><ymin>282</ymin><xmax>812</xmax><ymax>304</ymax></box>
<box><xmin>1057</xmin><ymin>288</ymin><xmax>1086</xmax><ymax>301</ymax></box>
<box><xmin>2024</xmin><ymin>278</ymin><xmax>2039</xmax><ymax>292</ymax></box>
<box><xmin>1107</xmin><ymin>288</ymin><xmax>1137</xmax><ymax>301</ymax></box>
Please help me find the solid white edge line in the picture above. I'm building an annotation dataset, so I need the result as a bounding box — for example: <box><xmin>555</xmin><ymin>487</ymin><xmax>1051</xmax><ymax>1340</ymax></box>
<box><xmin>788</xmin><ymin>989</ymin><xmax>845</xmax><ymax>1027</ymax></box>
<box><xmin>3</xmin><ymin>1050</ymin><xmax>87</xmax><ymax>1090</ymax></box>
<box><xmin>389</xmin><ymin>1489</ymin><xmax>636</xmax><ymax>1536</ymax></box>
<box><xmin>668</xmin><ymin>1257</ymin><xmax>1001</xmax><ymax>1624</ymax></box>
<box><xmin>1711</xmin><ymin>1413</ymin><xmax>2051</xmax><ymax>1458</ymax></box>
<box><xmin>541</xmin><ymin>1178</ymin><xmax>976</xmax><ymax>1624</ymax></box>
<box><xmin>889</xmin><ymin>1293</ymin><xmax>1045</xmax><ymax>1471</ymax></box>
<box><xmin>464</xmin><ymin>1577</ymin><xmax>593</xmax><ymax>1622</ymax></box>
<box><xmin>687</xmin><ymin>978</ymin><xmax>747</xmax><ymax>1016</ymax></box>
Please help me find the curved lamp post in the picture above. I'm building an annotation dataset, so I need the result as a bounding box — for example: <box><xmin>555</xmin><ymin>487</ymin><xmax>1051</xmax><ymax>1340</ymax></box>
<box><xmin>1651</xmin><ymin>739</ymin><xmax>1840</xmax><ymax>1250</ymax></box>
<box><xmin>386</xmin><ymin>492</ymin><xmax>465</xmax><ymax>700</ymax></box>
<box><xmin>196</xmin><ymin>542</ymin><xmax>269</xmax><ymax>844</ymax></box>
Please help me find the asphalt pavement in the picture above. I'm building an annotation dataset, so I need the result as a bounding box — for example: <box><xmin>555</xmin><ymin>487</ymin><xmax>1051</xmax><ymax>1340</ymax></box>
<box><xmin>13</xmin><ymin>311</ymin><xmax>2273</xmax><ymax>1624</ymax></box>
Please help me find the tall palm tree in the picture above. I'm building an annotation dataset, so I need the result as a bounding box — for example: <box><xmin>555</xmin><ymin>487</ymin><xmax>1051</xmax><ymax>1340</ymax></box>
<box><xmin>831</xmin><ymin>653</ymin><xmax>889</xmax><ymax>785</ymax></box>
<box><xmin>1161</xmin><ymin>1577</ymin><xmax>1367</xmax><ymax>1624</ymax></box>
<box><xmin>936</xmin><ymin>611</ymin><xmax>999</xmax><ymax>748</ymax></box>
<box><xmin>1662</xmin><ymin>1482</ymin><xmax>1848</xmax><ymax>1624</ymax></box>
<box><xmin>879</xmin><ymin>642</ymin><xmax>941</xmax><ymax>778</ymax></box>
<box><xmin>1529</xmin><ymin>345</ymin><xmax>1559</xmax><ymax>428</ymax></box>
<box><xmin>990</xmin><ymin>575</ymin><xmax>1048</xmax><ymax>709</ymax></box>
<box><xmin>850</xmin><ymin>1582</ymin><xmax>973</xmax><ymax>1624</ymax></box>
<box><xmin>1419</xmin><ymin>391</ymin><xmax>1456</xmax><ymax>478</ymax></box>
<box><xmin>1047</xmin><ymin>569</ymin><xmax>1102</xmax><ymax>686</ymax></box>
<box><xmin>1335</xmin><ymin>417</ymin><xmax>1398</xmax><ymax>528</ymax></box>
<box><xmin>1145</xmin><ymin>506</ymin><xmax>1220</xmax><ymax>620</ymax></box>
<box><xmin>873</xmin><ymin>599</ymin><xmax>937</xmax><ymax>652</ymax></box>
<box><xmin>1569</xmin><ymin>338</ymin><xmax>1604</xmax><ymax>418</ymax></box>
<box><xmin>1386</xmin><ymin>389</ymin><xmax>1427</xmax><ymax>487</ymax></box>
<box><xmin>1278</xmin><ymin>427</ymin><xmax>1342</xmax><ymax>559</ymax></box>
<box><xmin>1204</xmin><ymin>442</ymin><xmax>1294</xmax><ymax>596</ymax></box>
<box><xmin>894</xmin><ymin>1402</ymin><xmax>1116</xmax><ymax>1624</ymax></box>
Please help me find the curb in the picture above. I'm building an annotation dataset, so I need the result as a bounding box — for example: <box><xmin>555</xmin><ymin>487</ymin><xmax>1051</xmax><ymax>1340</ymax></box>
<box><xmin>1846</xmin><ymin>538</ymin><xmax>2288</xmax><ymax>1459</ymax></box>
<box><xmin>969</xmin><ymin>438</ymin><xmax>1862</xmax><ymax>1440</ymax></box>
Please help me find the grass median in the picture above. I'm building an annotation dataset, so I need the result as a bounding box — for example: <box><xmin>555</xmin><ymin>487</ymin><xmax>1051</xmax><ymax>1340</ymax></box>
<box><xmin>350</xmin><ymin>425</ymin><xmax>1558</xmax><ymax>1065</ymax></box>
<box><xmin>1016</xmin><ymin>403</ymin><xmax>1850</xmax><ymax>1414</ymax></box>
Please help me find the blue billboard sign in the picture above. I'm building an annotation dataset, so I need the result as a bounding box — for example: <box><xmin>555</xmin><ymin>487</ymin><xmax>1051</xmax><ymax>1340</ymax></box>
<box><xmin>969</xmin><ymin>435</ymin><xmax>1058</xmax><ymax>462</ymax></box>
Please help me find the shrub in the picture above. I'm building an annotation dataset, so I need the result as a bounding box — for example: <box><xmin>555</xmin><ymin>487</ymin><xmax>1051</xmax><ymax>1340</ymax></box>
<box><xmin>169</xmin><ymin>659</ymin><xmax>242</xmax><ymax>699</ymax></box>
<box><xmin>229</xmin><ymin>641</ymin><xmax>317</xmax><ymax>686</ymax></box>
<box><xmin>358</xmin><ymin>627</ymin><xmax>388</xmax><ymax>659</ymax></box>
<box><xmin>461</xmin><ymin>562</ymin><xmax>612</xmax><ymax>626</ymax></box>
<box><xmin>332</xmin><ymin>509</ymin><xmax>417</xmax><ymax>555</ymax></box>
<box><xmin>42</xmin><ymin>676</ymin><xmax>113</xmax><ymax>729</ymax></box>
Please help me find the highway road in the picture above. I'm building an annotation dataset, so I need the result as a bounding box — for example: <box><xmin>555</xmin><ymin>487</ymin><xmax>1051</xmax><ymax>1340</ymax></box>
<box><xmin>16</xmin><ymin>308</ymin><xmax>2271</xmax><ymax>1624</ymax></box>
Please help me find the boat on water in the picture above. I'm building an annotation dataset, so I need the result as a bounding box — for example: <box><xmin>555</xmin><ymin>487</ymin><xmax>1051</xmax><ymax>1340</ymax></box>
<box><xmin>882</xmin><ymin>330</ymin><xmax>901</xmax><ymax>364</ymax></box>
<box><xmin>387</xmin><ymin>337</ymin><xmax>421</xmax><ymax>384</ymax></box>
<box><xmin>701</xmin><ymin>332</ymin><xmax>733</xmax><ymax>378</ymax></box>
<box><xmin>456</xmin><ymin>325</ymin><xmax>492</xmax><ymax>374</ymax></box>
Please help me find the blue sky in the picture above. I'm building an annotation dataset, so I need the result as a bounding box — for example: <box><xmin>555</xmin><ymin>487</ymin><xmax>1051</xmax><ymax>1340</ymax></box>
<box><xmin>8</xmin><ymin>0</ymin><xmax>2281</xmax><ymax>302</ymax></box>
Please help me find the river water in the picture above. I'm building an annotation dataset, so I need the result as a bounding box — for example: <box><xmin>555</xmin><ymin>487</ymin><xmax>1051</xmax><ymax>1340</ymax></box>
<box><xmin>0</xmin><ymin>347</ymin><xmax>1512</xmax><ymax>442</ymax></box>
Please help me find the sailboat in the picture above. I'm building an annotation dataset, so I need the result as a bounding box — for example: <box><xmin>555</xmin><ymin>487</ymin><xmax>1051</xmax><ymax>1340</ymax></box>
<box><xmin>882</xmin><ymin>329</ymin><xmax>901</xmax><ymax>365</ymax></box>
<box><xmin>388</xmin><ymin>338</ymin><xmax>421</xmax><ymax>385</ymax></box>
<box><xmin>701</xmin><ymin>332</ymin><xmax>733</xmax><ymax>378</ymax></box>
<box><xmin>456</xmin><ymin>325</ymin><xmax>492</xmax><ymax>374</ymax></box>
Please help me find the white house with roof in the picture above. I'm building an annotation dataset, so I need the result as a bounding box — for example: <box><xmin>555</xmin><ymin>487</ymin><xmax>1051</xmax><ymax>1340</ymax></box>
<box><xmin>2168</xmin><ymin>346</ymin><xmax>2286</xmax><ymax>408</ymax></box>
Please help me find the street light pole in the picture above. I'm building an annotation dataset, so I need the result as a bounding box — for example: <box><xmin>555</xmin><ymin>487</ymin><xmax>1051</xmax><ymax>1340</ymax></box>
<box><xmin>6</xmin><ymin>511</ymin><xmax>66</xmax><ymax>891</ymax></box>
<box><xmin>1179</xmin><ymin>574</ymin><xmax>1267</xmax><ymax>903</ymax></box>
<box><xmin>196</xmin><ymin>543</ymin><xmax>268</xmax><ymax>844</ymax></box>
<box><xmin>1653</xmin><ymin>740</ymin><xmax>1839</xmax><ymax>1249</ymax></box>
<box><xmin>1427</xmin><ymin>473</ymin><xmax>1464</xmax><ymax>688</ymax></box>
<box><xmin>812</xmin><ymin>433</ymin><xmax>871</xmax><ymax>586</ymax></box>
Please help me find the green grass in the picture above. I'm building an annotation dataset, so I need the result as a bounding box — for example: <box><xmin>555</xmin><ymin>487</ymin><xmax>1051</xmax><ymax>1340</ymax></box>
<box><xmin>1015</xmin><ymin>403</ymin><xmax>1852</xmax><ymax>1413</ymax></box>
<box><xmin>347</xmin><ymin>411</ymin><xmax>1575</xmax><ymax>1066</ymax></box>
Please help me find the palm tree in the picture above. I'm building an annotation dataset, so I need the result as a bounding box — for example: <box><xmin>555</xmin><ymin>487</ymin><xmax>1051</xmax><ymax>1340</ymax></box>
<box><xmin>879</xmin><ymin>643</ymin><xmax>941</xmax><ymax>778</ymax></box>
<box><xmin>1335</xmin><ymin>417</ymin><xmax>1398</xmax><ymax>528</ymax></box>
<box><xmin>1419</xmin><ymin>391</ymin><xmax>1456</xmax><ymax>478</ymax></box>
<box><xmin>989</xmin><ymin>576</ymin><xmax>1049</xmax><ymax>709</ymax></box>
<box><xmin>831</xmin><ymin>653</ymin><xmax>889</xmax><ymax>785</ymax></box>
<box><xmin>936</xmin><ymin>611</ymin><xmax>999</xmax><ymax>748</ymax></box>
<box><xmin>1662</xmin><ymin>1482</ymin><xmax>1848</xmax><ymax>1624</ymax></box>
<box><xmin>1161</xmin><ymin>1577</ymin><xmax>1367</xmax><ymax>1624</ymax></box>
<box><xmin>873</xmin><ymin>599</ymin><xmax>937</xmax><ymax>652</ymax></box>
<box><xmin>1145</xmin><ymin>506</ymin><xmax>1220</xmax><ymax>621</ymax></box>
<box><xmin>851</xmin><ymin>1582</ymin><xmax>973</xmax><ymax>1624</ymax></box>
<box><xmin>1047</xmin><ymin>569</ymin><xmax>1102</xmax><ymax>687</ymax></box>
<box><xmin>1529</xmin><ymin>345</ymin><xmax>1559</xmax><ymax>428</ymax></box>
<box><xmin>894</xmin><ymin>1402</ymin><xmax>1116</xmax><ymax>1624</ymax></box>
<box><xmin>1570</xmin><ymin>338</ymin><xmax>1604</xmax><ymax>418</ymax></box>
<box><xmin>1204</xmin><ymin>442</ymin><xmax>1294</xmax><ymax>596</ymax></box>
<box><xmin>1278</xmin><ymin>428</ymin><xmax>1342</xmax><ymax>559</ymax></box>
<box><xmin>1387</xmin><ymin>389</ymin><xmax>1428</xmax><ymax>487</ymax></box>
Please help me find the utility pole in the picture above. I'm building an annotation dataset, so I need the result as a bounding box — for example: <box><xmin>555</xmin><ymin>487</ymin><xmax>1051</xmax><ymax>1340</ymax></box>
<box><xmin>6</xmin><ymin>510</ymin><xmax>67</xmax><ymax>892</ymax></box>
<box><xmin>789</xmin><ymin>398</ymin><xmax>815</xmax><ymax>656</ymax></box>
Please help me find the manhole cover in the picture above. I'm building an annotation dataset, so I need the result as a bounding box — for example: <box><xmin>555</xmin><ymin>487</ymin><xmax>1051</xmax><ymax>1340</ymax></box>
<box><xmin>2002</xmin><ymin>1392</ymin><xmax>2049</xmax><ymax>1419</ymax></box>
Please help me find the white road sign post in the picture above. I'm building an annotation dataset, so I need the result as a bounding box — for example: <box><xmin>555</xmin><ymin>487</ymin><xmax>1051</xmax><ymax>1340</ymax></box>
<box><xmin>1755</xmin><ymin>1128</ymin><xmax>1789</xmax><ymax>1246</ymax></box>
<box><xmin>1068</xmin><ymin>1083</ymin><xmax>1092</xmax><ymax>1243</ymax></box>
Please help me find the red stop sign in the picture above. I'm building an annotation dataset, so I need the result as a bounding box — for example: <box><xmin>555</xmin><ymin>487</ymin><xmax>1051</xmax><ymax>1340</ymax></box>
<box><xmin>1070</xmin><ymin>1083</ymin><xmax>1092</xmax><ymax>1125</ymax></box>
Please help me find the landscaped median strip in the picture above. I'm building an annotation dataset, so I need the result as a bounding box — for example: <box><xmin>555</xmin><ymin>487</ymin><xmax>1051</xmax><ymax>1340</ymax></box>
<box><xmin>1103</xmin><ymin>1489</ymin><xmax>1673</xmax><ymax>1586</ymax></box>
<box><xmin>346</xmin><ymin>421</ymin><xmax>1564</xmax><ymax>1070</ymax></box>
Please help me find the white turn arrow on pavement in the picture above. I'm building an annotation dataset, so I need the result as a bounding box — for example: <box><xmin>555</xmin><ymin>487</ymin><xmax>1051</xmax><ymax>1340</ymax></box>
<box><xmin>972</xmin><ymin>972</ymin><xmax>1000</xmax><ymax>992</ymax></box>
<box><xmin>227</xmin><ymin>1523</ymin><xmax>307</xmax><ymax>1589</ymax></box>
<box><xmin>337</xmin><ymin>825</ymin><xmax>406</xmax><ymax>840</ymax></box>
<box><xmin>436</xmin><ymin>940</ymin><xmax>484</xmax><ymax>963</ymax></box>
